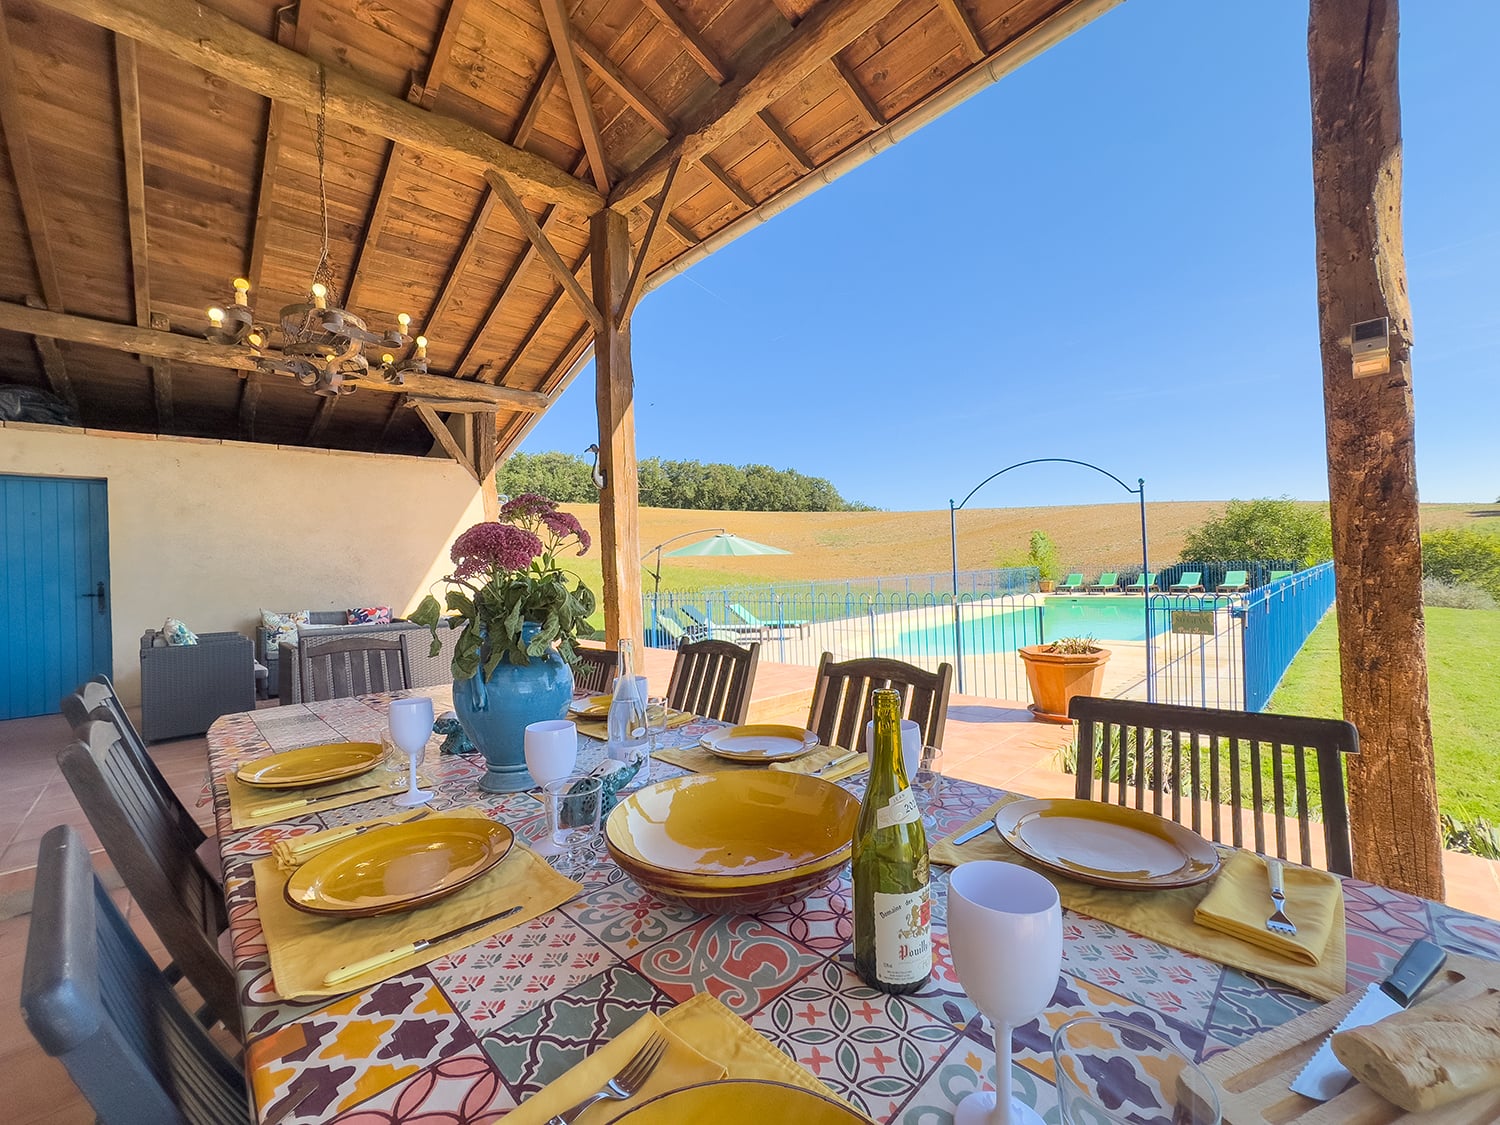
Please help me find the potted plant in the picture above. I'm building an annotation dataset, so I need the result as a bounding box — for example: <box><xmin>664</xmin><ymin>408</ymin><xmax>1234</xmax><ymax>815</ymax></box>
<box><xmin>1018</xmin><ymin>635</ymin><xmax>1111</xmax><ymax>724</ymax></box>
<box><xmin>1027</xmin><ymin>530</ymin><xmax>1061</xmax><ymax>593</ymax></box>
<box><xmin>412</xmin><ymin>494</ymin><xmax>596</xmax><ymax>792</ymax></box>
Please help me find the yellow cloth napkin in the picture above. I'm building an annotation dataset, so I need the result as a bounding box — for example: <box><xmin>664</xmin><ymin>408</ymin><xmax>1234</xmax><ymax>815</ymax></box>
<box><xmin>252</xmin><ymin>809</ymin><xmax>581</xmax><ymax>1000</ymax></box>
<box><xmin>226</xmin><ymin>767</ymin><xmax>428</xmax><ymax>829</ymax></box>
<box><xmin>508</xmin><ymin>992</ymin><xmax>870</xmax><ymax>1124</ymax></box>
<box><xmin>1193</xmin><ymin>850</ymin><xmax>1342</xmax><ymax>965</ymax></box>
<box><xmin>270</xmin><ymin>807</ymin><xmax>435</xmax><ymax>871</ymax></box>
<box><xmin>655</xmin><ymin>740</ymin><xmax>866</xmax><ymax>781</ymax></box>
<box><xmin>575</xmin><ymin>709</ymin><xmax>695</xmax><ymax>742</ymax></box>
<box><xmin>770</xmin><ymin>745</ymin><xmax>868</xmax><ymax>783</ymax></box>
<box><xmin>932</xmin><ymin>797</ymin><xmax>1349</xmax><ymax>1001</ymax></box>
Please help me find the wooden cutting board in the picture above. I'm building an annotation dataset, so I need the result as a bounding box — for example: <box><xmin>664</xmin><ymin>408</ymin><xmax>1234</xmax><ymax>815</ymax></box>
<box><xmin>1204</xmin><ymin>950</ymin><xmax>1500</xmax><ymax>1123</ymax></box>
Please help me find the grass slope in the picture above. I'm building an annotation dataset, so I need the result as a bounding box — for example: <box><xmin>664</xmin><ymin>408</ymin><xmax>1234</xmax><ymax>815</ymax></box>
<box><xmin>1270</xmin><ymin>606</ymin><xmax>1500</xmax><ymax>820</ymax></box>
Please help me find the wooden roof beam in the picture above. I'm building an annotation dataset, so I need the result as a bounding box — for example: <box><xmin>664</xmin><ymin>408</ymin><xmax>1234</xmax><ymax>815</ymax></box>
<box><xmin>934</xmin><ymin>0</ymin><xmax>985</xmax><ymax>63</ymax></box>
<box><xmin>0</xmin><ymin>300</ymin><xmax>550</xmax><ymax>410</ymax></box>
<box><xmin>513</xmin><ymin>57</ymin><xmax>559</xmax><ymax>150</ymax></box>
<box><xmin>641</xmin><ymin>0</ymin><xmax>730</xmax><ymax>84</ymax></box>
<box><xmin>238</xmin><ymin>371</ymin><xmax>261</xmax><ymax>441</ymax></box>
<box><xmin>700</xmin><ymin>155</ymin><xmax>756</xmax><ymax>210</ymax></box>
<box><xmin>34</xmin><ymin>0</ymin><xmax>602</xmax><ymax>214</ymax></box>
<box><xmin>574</xmin><ymin>33</ymin><xmax>676</xmax><ymax>137</ymax></box>
<box><xmin>609</xmin><ymin>0</ymin><xmax>906</xmax><ymax>212</ymax></box>
<box><xmin>830</xmin><ymin>56</ymin><xmax>884</xmax><ymax>129</ymax></box>
<box><xmin>413</xmin><ymin>0</ymin><xmax>473</xmax><ymax>108</ymax></box>
<box><xmin>485</xmin><ymin>170</ymin><xmax>604</xmax><ymax>333</ymax></box>
<box><xmin>538</xmin><ymin>0</ymin><xmax>611</xmax><ymax>193</ymax></box>
<box><xmin>412</xmin><ymin>401</ymin><xmax>478</xmax><ymax>481</ymax></box>
<box><xmin>757</xmin><ymin>109</ymin><xmax>813</xmax><ymax>172</ymax></box>
<box><xmin>623</xmin><ymin>156</ymin><xmax>684</xmax><ymax>320</ymax></box>
<box><xmin>0</xmin><ymin>17</ymin><xmax>64</xmax><ymax>312</ymax></box>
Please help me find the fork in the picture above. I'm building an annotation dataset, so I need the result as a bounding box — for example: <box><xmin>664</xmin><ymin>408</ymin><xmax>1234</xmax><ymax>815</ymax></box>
<box><xmin>1265</xmin><ymin>857</ymin><xmax>1297</xmax><ymax>935</ymax></box>
<box><xmin>550</xmin><ymin>1032</ymin><xmax>667</xmax><ymax>1124</ymax></box>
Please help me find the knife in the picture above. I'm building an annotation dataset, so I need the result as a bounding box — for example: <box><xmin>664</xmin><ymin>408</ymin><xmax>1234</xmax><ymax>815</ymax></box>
<box><xmin>812</xmin><ymin>750</ymin><xmax>861</xmax><ymax>776</ymax></box>
<box><xmin>951</xmin><ymin>819</ymin><xmax>997</xmax><ymax>846</ymax></box>
<box><xmin>248</xmin><ymin>783</ymin><xmax>386</xmax><ymax>819</ymax></box>
<box><xmin>322</xmin><ymin>904</ymin><xmax>524</xmax><ymax>987</ymax></box>
<box><xmin>1289</xmin><ymin>937</ymin><xmax>1448</xmax><ymax>1101</ymax></box>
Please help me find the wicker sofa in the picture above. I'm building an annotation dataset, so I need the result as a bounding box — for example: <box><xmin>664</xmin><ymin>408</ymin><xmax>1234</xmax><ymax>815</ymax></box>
<box><xmin>273</xmin><ymin>618</ymin><xmax>459</xmax><ymax>703</ymax></box>
<box><xmin>139</xmin><ymin>630</ymin><xmax>256</xmax><ymax>742</ymax></box>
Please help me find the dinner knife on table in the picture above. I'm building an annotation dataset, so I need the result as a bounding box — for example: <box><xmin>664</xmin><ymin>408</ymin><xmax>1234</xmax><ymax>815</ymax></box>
<box><xmin>322</xmin><ymin>904</ymin><xmax>525</xmax><ymax>987</ymax></box>
<box><xmin>951</xmin><ymin>819</ymin><xmax>997</xmax><ymax>846</ymax></box>
<box><xmin>248</xmin><ymin>783</ymin><xmax>386</xmax><ymax>819</ymax></box>
<box><xmin>1288</xmin><ymin>937</ymin><xmax>1448</xmax><ymax>1101</ymax></box>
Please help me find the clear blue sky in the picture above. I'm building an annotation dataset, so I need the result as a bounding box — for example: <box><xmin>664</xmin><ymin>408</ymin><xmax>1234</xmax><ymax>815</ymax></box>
<box><xmin>520</xmin><ymin>0</ymin><xmax>1499</xmax><ymax>511</ymax></box>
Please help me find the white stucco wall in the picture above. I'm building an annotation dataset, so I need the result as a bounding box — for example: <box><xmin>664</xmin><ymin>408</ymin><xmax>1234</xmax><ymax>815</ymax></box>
<box><xmin>1</xmin><ymin>422</ymin><xmax>487</xmax><ymax>706</ymax></box>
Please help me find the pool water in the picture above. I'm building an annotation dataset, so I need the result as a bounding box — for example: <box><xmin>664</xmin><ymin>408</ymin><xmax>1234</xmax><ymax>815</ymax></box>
<box><xmin>894</xmin><ymin>596</ymin><xmax>1209</xmax><ymax>656</ymax></box>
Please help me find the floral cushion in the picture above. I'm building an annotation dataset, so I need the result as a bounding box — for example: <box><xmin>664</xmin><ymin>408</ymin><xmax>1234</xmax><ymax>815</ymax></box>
<box><xmin>260</xmin><ymin>609</ymin><xmax>310</xmax><ymax>660</ymax></box>
<box><xmin>162</xmin><ymin>617</ymin><xmax>198</xmax><ymax>646</ymax></box>
<box><xmin>346</xmin><ymin>605</ymin><xmax>393</xmax><ymax>625</ymax></box>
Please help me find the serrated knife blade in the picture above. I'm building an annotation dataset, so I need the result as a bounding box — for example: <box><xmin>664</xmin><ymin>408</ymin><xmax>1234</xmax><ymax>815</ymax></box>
<box><xmin>1288</xmin><ymin>937</ymin><xmax>1448</xmax><ymax>1101</ymax></box>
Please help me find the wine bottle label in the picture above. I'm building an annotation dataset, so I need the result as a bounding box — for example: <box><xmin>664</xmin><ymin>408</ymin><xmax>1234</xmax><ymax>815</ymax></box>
<box><xmin>876</xmin><ymin>788</ymin><xmax>920</xmax><ymax>830</ymax></box>
<box><xmin>873</xmin><ymin>887</ymin><xmax>931</xmax><ymax>984</ymax></box>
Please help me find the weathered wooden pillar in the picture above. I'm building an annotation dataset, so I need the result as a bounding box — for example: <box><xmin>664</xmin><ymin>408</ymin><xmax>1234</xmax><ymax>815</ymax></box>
<box><xmin>1308</xmin><ymin>0</ymin><xmax>1443</xmax><ymax>898</ymax></box>
<box><xmin>590</xmin><ymin>207</ymin><xmax>644</xmax><ymax>651</ymax></box>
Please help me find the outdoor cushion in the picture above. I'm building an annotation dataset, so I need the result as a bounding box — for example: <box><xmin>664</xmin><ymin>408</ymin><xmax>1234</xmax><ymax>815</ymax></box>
<box><xmin>161</xmin><ymin>617</ymin><xmax>198</xmax><ymax>646</ymax></box>
<box><xmin>346</xmin><ymin>605</ymin><xmax>394</xmax><ymax>625</ymax></box>
<box><xmin>259</xmin><ymin>608</ymin><xmax>310</xmax><ymax>660</ymax></box>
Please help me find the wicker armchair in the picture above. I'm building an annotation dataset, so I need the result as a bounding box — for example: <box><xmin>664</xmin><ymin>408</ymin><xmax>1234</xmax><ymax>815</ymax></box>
<box><xmin>138</xmin><ymin>630</ymin><xmax>255</xmax><ymax>742</ymax></box>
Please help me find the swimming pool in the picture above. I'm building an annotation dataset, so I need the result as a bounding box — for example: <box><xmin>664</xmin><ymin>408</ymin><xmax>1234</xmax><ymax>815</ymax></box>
<box><xmin>893</xmin><ymin>595</ymin><xmax>1215</xmax><ymax>656</ymax></box>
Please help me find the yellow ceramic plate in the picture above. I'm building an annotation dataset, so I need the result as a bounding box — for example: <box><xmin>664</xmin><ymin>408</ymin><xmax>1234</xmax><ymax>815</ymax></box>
<box><xmin>700</xmin><ymin>724</ymin><xmax>819</xmax><ymax>763</ymax></box>
<box><xmin>284</xmin><ymin>817</ymin><xmax>515</xmax><ymax>916</ymax></box>
<box><xmin>614</xmin><ymin>1080</ymin><xmax>867</xmax><ymax>1124</ymax></box>
<box><xmin>567</xmin><ymin>694</ymin><xmax>614</xmax><ymax>719</ymax></box>
<box><xmin>995</xmin><ymin>798</ymin><xmax>1220</xmax><ymax>890</ymax></box>
<box><xmin>604</xmin><ymin>771</ymin><xmax>857</xmax><ymax>883</ymax></box>
<box><xmin>235</xmin><ymin>741</ymin><xmax>384</xmax><ymax>789</ymax></box>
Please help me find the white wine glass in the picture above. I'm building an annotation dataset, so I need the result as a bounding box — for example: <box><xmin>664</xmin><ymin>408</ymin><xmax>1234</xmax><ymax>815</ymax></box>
<box><xmin>389</xmin><ymin>696</ymin><xmax>435</xmax><ymax>808</ymax></box>
<box><xmin>947</xmin><ymin>861</ymin><xmax>1064</xmax><ymax>1125</ymax></box>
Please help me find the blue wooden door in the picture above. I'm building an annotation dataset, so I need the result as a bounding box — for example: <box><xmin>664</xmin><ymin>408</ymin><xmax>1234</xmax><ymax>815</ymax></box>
<box><xmin>0</xmin><ymin>475</ymin><xmax>112</xmax><ymax>718</ymax></box>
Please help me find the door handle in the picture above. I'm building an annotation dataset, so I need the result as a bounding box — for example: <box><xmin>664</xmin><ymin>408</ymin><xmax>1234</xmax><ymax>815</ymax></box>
<box><xmin>79</xmin><ymin>581</ymin><xmax>107</xmax><ymax>616</ymax></box>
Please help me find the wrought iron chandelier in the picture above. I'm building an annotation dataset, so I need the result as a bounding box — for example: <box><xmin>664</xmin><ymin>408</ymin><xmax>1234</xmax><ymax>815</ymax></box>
<box><xmin>205</xmin><ymin>70</ymin><xmax>429</xmax><ymax>397</ymax></box>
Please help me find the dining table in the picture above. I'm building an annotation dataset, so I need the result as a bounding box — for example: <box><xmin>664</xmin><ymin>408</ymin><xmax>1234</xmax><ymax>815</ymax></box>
<box><xmin>206</xmin><ymin>689</ymin><xmax>1500</xmax><ymax>1125</ymax></box>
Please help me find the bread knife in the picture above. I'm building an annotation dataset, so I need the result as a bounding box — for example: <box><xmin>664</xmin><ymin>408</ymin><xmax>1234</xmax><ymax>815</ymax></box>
<box><xmin>1289</xmin><ymin>937</ymin><xmax>1448</xmax><ymax>1101</ymax></box>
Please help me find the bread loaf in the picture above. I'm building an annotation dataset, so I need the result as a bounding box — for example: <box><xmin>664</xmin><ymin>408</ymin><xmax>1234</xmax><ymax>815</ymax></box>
<box><xmin>1330</xmin><ymin>990</ymin><xmax>1500</xmax><ymax>1112</ymax></box>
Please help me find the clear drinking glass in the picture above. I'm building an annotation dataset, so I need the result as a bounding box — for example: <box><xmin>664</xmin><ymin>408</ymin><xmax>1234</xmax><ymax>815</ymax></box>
<box><xmin>1053</xmin><ymin>1017</ymin><xmax>1220</xmax><ymax>1125</ymax></box>
<box><xmin>912</xmin><ymin>745</ymin><xmax>945</xmax><ymax>826</ymax></box>
<box><xmin>541</xmin><ymin>774</ymin><xmax>602</xmax><ymax>877</ymax></box>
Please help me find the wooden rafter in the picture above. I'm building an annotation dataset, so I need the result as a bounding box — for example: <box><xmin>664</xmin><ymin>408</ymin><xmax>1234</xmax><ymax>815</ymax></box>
<box><xmin>0</xmin><ymin>300</ymin><xmax>551</xmax><ymax>410</ymax></box>
<box><xmin>35</xmin><ymin>0</ymin><xmax>602</xmax><ymax>214</ymax></box>
<box><xmin>610</xmin><ymin>0</ymin><xmax>907</xmax><ymax>211</ymax></box>
<box><xmin>306</xmin><ymin>395</ymin><xmax>339</xmax><ymax>444</ymax></box>
<box><xmin>640</xmin><ymin>0</ymin><xmax>729</xmax><ymax>84</ymax></box>
<box><xmin>574</xmin><ymin>33</ymin><xmax>675</xmax><ymax>137</ymax></box>
<box><xmin>830</xmin><ymin>56</ymin><xmax>884</xmax><ymax>129</ymax></box>
<box><xmin>667</xmin><ymin>215</ymin><xmax>698</xmax><ymax>246</ymax></box>
<box><xmin>412</xmin><ymin>401</ymin><xmax>478</xmax><ymax>481</ymax></box>
<box><xmin>415</xmin><ymin>0</ymin><xmax>473</xmax><ymax>108</ymax></box>
<box><xmin>475</xmin><ymin>410</ymin><xmax>498</xmax><ymax>482</ymax></box>
<box><xmin>486</xmin><ymin>281</ymin><xmax>575</xmax><ymax>387</ymax></box>
<box><xmin>0</xmin><ymin>17</ymin><xmax>62</xmax><ymax>313</ymax></box>
<box><xmin>513</xmin><ymin>57</ymin><xmax>559</xmax><ymax>150</ymax></box>
<box><xmin>238</xmin><ymin>371</ymin><xmax>261</xmax><ymax>441</ymax></box>
<box><xmin>700</xmin><ymin>155</ymin><xmax>756</xmax><ymax>210</ymax></box>
<box><xmin>934</xmin><ymin>0</ymin><xmax>985</xmax><ymax>63</ymax></box>
<box><xmin>424</xmin><ymin>189</ymin><xmax>502</xmax><ymax>344</ymax></box>
<box><xmin>484</xmin><ymin>170</ymin><xmax>604</xmax><ymax>333</ymax></box>
<box><xmin>24</xmin><ymin>297</ymin><xmax>75</xmax><ymax>409</ymax></box>
<box><xmin>374</xmin><ymin>394</ymin><xmax>404</xmax><ymax>449</ymax></box>
<box><xmin>457</xmin><ymin>209</ymin><xmax>578</xmax><ymax>377</ymax></box>
<box><xmin>148</xmin><ymin>313</ymin><xmax>174</xmax><ymax>430</ymax></box>
<box><xmin>757</xmin><ymin>109</ymin><xmax>813</xmax><ymax>171</ymax></box>
<box><xmin>538</xmin><ymin>0</ymin><xmax>610</xmax><ymax>193</ymax></box>
<box><xmin>623</xmin><ymin>156</ymin><xmax>684</xmax><ymax>319</ymax></box>
<box><xmin>248</xmin><ymin>7</ymin><xmax>314</xmax><ymax>293</ymax></box>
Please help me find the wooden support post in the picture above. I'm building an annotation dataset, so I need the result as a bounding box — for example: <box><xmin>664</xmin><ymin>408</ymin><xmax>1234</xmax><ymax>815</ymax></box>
<box><xmin>591</xmin><ymin>208</ymin><xmax>643</xmax><ymax>651</ymax></box>
<box><xmin>1308</xmin><ymin>0</ymin><xmax>1442</xmax><ymax>899</ymax></box>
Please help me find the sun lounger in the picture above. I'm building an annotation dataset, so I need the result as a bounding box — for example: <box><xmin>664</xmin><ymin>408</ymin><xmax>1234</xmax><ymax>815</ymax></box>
<box><xmin>656</xmin><ymin>612</ymin><xmax>688</xmax><ymax>646</ymax></box>
<box><xmin>729</xmin><ymin>602</ymin><xmax>809</xmax><ymax>632</ymax></box>
<box><xmin>1269</xmin><ymin>570</ymin><xmax>1293</xmax><ymax>582</ymax></box>
<box><xmin>1123</xmin><ymin>572</ymin><xmax>1158</xmax><ymax>592</ymax></box>
<box><xmin>1217</xmin><ymin>570</ymin><xmax>1250</xmax><ymax>593</ymax></box>
<box><xmin>1169</xmin><ymin>571</ymin><xmax>1205</xmax><ymax>593</ymax></box>
<box><xmin>1087</xmin><ymin>572</ymin><xmax>1120</xmax><ymax>593</ymax></box>
<box><xmin>678</xmin><ymin>604</ymin><xmax>756</xmax><ymax>639</ymax></box>
<box><xmin>1056</xmin><ymin>573</ymin><xmax>1086</xmax><ymax>593</ymax></box>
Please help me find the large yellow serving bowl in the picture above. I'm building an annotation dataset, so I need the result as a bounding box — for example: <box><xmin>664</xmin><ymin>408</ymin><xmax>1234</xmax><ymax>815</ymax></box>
<box><xmin>614</xmin><ymin>1080</ymin><xmax>866</xmax><ymax>1124</ymax></box>
<box><xmin>603</xmin><ymin>771</ymin><xmax>857</xmax><ymax>913</ymax></box>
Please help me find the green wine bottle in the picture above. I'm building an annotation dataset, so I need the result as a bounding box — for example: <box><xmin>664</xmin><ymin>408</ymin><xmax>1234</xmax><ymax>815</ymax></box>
<box><xmin>851</xmin><ymin>687</ymin><xmax>931</xmax><ymax>994</ymax></box>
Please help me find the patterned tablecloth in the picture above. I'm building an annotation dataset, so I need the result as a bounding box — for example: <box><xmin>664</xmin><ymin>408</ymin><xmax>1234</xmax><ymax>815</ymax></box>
<box><xmin>207</xmin><ymin>693</ymin><xmax>1500</xmax><ymax>1125</ymax></box>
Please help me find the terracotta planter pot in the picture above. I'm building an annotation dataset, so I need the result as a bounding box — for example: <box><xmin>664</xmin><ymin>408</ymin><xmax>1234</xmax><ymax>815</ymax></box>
<box><xmin>1018</xmin><ymin>644</ymin><xmax>1111</xmax><ymax>724</ymax></box>
<box><xmin>1038</xmin><ymin>580</ymin><xmax>1056</xmax><ymax>593</ymax></box>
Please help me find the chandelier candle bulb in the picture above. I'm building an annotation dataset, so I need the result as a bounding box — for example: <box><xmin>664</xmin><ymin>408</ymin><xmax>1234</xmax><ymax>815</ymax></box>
<box><xmin>311</xmin><ymin>282</ymin><xmax>328</xmax><ymax>309</ymax></box>
<box><xmin>207</xmin><ymin>307</ymin><xmax>224</xmax><ymax>326</ymax></box>
<box><xmin>233</xmin><ymin>278</ymin><xmax>250</xmax><ymax>304</ymax></box>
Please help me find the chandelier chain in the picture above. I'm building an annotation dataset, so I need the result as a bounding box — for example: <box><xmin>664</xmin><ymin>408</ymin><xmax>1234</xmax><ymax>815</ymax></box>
<box><xmin>312</xmin><ymin>66</ymin><xmax>338</xmax><ymax>303</ymax></box>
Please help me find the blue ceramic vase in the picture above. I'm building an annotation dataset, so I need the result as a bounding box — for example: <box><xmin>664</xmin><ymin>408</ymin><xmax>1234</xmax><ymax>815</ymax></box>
<box><xmin>453</xmin><ymin>622</ymin><xmax>573</xmax><ymax>792</ymax></box>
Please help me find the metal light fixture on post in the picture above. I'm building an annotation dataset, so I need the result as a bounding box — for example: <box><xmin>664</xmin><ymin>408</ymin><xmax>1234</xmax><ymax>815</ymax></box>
<box><xmin>948</xmin><ymin>459</ymin><xmax>1152</xmax><ymax>699</ymax></box>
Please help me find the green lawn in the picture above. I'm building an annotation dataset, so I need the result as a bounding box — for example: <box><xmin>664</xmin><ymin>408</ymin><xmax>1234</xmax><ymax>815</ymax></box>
<box><xmin>1270</xmin><ymin>606</ymin><xmax>1500</xmax><ymax>821</ymax></box>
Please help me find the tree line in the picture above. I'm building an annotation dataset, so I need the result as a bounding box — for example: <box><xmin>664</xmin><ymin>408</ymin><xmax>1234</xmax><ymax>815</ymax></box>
<box><xmin>497</xmin><ymin>451</ymin><xmax>875</xmax><ymax>512</ymax></box>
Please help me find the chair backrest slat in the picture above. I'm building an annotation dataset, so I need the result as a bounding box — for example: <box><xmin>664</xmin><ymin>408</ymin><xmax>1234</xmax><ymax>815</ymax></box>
<box><xmin>806</xmin><ymin>654</ymin><xmax>953</xmax><ymax>752</ymax></box>
<box><xmin>573</xmin><ymin>649</ymin><xmax>619</xmax><ymax>694</ymax></box>
<box><xmin>1068</xmin><ymin>696</ymin><xmax>1358</xmax><ymax>876</ymax></box>
<box><xmin>667</xmin><ymin>640</ymin><xmax>759</xmax><ymax>725</ymax></box>
<box><xmin>298</xmin><ymin>635</ymin><xmax>409</xmax><ymax>701</ymax></box>
<box><xmin>58</xmin><ymin>721</ymin><xmax>241</xmax><ymax>1038</ymax></box>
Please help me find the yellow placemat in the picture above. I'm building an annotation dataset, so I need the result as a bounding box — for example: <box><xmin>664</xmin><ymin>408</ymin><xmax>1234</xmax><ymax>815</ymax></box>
<box><xmin>656</xmin><ymin>741</ymin><xmax>866</xmax><ymax>782</ymax></box>
<box><xmin>1194</xmin><ymin>850</ymin><xmax>1342</xmax><ymax>966</ymax></box>
<box><xmin>508</xmin><ymin>992</ymin><xmax>871</xmax><ymax>1124</ymax></box>
<box><xmin>226</xmin><ymin>767</ymin><xmax>427</xmax><ymax>829</ymax></box>
<box><xmin>271</xmin><ymin>807</ymin><xmax>435</xmax><ymax>871</ymax></box>
<box><xmin>253</xmin><ymin>809</ymin><xmax>582</xmax><ymax>1000</ymax></box>
<box><xmin>932</xmin><ymin>797</ymin><xmax>1349</xmax><ymax>1002</ymax></box>
<box><xmin>575</xmin><ymin>709</ymin><xmax>696</xmax><ymax>742</ymax></box>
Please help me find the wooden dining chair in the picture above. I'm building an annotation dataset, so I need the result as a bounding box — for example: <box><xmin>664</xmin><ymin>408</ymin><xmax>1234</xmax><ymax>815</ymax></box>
<box><xmin>60</xmin><ymin>675</ymin><xmax>221</xmax><ymax>880</ymax></box>
<box><xmin>297</xmin><ymin>634</ymin><xmax>409</xmax><ymax>701</ymax></box>
<box><xmin>572</xmin><ymin>647</ymin><xmax>619</xmax><ymax>694</ymax></box>
<box><xmin>22</xmin><ymin>826</ymin><xmax>249</xmax><ymax>1124</ymax></box>
<box><xmin>667</xmin><ymin>639</ymin><xmax>760</xmax><ymax>725</ymax></box>
<box><xmin>1068</xmin><ymin>695</ymin><xmax>1359</xmax><ymax>876</ymax></box>
<box><xmin>806</xmin><ymin>654</ymin><xmax>954</xmax><ymax>753</ymax></box>
<box><xmin>57</xmin><ymin>720</ymin><xmax>242</xmax><ymax>1039</ymax></box>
